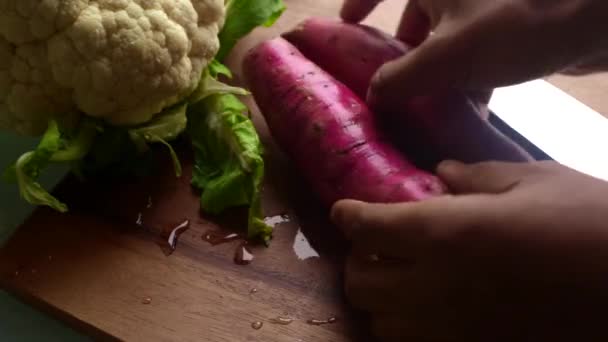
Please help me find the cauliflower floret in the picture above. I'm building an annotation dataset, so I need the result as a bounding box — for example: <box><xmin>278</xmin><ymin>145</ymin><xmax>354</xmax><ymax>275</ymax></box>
<box><xmin>1</xmin><ymin>37</ymin><xmax>77</xmax><ymax>135</ymax></box>
<box><xmin>0</xmin><ymin>0</ymin><xmax>225</xmax><ymax>135</ymax></box>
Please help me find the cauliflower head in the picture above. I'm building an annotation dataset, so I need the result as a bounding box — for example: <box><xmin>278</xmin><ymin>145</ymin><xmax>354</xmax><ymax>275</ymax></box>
<box><xmin>0</xmin><ymin>0</ymin><xmax>225</xmax><ymax>136</ymax></box>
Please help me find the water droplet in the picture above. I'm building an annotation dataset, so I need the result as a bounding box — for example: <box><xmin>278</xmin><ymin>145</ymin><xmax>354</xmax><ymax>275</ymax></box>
<box><xmin>251</xmin><ymin>321</ymin><xmax>263</xmax><ymax>330</ymax></box>
<box><xmin>307</xmin><ymin>317</ymin><xmax>337</xmax><ymax>326</ymax></box>
<box><xmin>269</xmin><ymin>317</ymin><xmax>294</xmax><ymax>325</ymax></box>
<box><xmin>234</xmin><ymin>244</ymin><xmax>254</xmax><ymax>265</ymax></box>
<box><xmin>250</xmin><ymin>288</ymin><xmax>258</xmax><ymax>294</ymax></box>
<box><xmin>142</xmin><ymin>297</ymin><xmax>152</xmax><ymax>305</ymax></box>
<box><xmin>135</xmin><ymin>212</ymin><xmax>143</xmax><ymax>226</ymax></box>
<box><xmin>368</xmin><ymin>254</ymin><xmax>380</xmax><ymax>262</ymax></box>
<box><xmin>158</xmin><ymin>219</ymin><xmax>190</xmax><ymax>256</ymax></box>
<box><xmin>146</xmin><ymin>196</ymin><xmax>153</xmax><ymax>209</ymax></box>
<box><xmin>202</xmin><ymin>231</ymin><xmax>243</xmax><ymax>246</ymax></box>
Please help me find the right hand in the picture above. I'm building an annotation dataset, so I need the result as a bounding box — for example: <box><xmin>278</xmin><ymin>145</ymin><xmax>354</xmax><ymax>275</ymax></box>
<box><xmin>341</xmin><ymin>0</ymin><xmax>608</xmax><ymax>108</ymax></box>
<box><xmin>332</xmin><ymin>160</ymin><xmax>608</xmax><ymax>341</ymax></box>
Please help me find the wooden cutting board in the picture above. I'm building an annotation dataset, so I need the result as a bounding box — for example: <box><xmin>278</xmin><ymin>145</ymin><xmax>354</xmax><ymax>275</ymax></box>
<box><xmin>2</xmin><ymin>1</ymin><xmax>607</xmax><ymax>341</ymax></box>
<box><xmin>0</xmin><ymin>1</ymin><xmax>404</xmax><ymax>341</ymax></box>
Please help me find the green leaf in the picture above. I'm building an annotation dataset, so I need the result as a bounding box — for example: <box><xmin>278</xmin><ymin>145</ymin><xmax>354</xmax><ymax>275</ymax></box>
<box><xmin>50</xmin><ymin>120</ymin><xmax>98</xmax><ymax>162</ymax></box>
<box><xmin>129</xmin><ymin>103</ymin><xmax>188</xmax><ymax>144</ymax></box>
<box><xmin>208</xmin><ymin>59</ymin><xmax>233</xmax><ymax>79</ymax></box>
<box><xmin>15</xmin><ymin>151</ymin><xmax>67</xmax><ymax>212</ymax></box>
<box><xmin>152</xmin><ymin>136</ymin><xmax>183</xmax><ymax>178</ymax></box>
<box><xmin>127</xmin><ymin>103</ymin><xmax>188</xmax><ymax>177</ymax></box>
<box><xmin>188</xmin><ymin>93</ymin><xmax>271</xmax><ymax>243</ymax></box>
<box><xmin>10</xmin><ymin>119</ymin><xmax>98</xmax><ymax>212</ymax></box>
<box><xmin>216</xmin><ymin>0</ymin><xmax>286</xmax><ymax>61</ymax></box>
<box><xmin>189</xmin><ymin>70</ymin><xmax>249</xmax><ymax>104</ymax></box>
<box><xmin>77</xmin><ymin>126</ymin><xmax>155</xmax><ymax>181</ymax></box>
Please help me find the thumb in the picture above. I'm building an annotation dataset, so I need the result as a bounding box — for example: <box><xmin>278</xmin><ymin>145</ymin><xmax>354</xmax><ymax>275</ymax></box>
<box><xmin>330</xmin><ymin>196</ymin><xmax>501</xmax><ymax>258</ymax></box>
<box><xmin>437</xmin><ymin>160</ymin><xmax>532</xmax><ymax>194</ymax></box>
<box><xmin>366</xmin><ymin>27</ymin><xmax>471</xmax><ymax>108</ymax></box>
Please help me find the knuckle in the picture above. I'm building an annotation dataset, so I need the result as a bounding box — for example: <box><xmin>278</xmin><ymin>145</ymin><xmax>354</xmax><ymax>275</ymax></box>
<box><xmin>469</xmin><ymin>161</ymin><xmax>503</xmax><ymax>177</ymax></box>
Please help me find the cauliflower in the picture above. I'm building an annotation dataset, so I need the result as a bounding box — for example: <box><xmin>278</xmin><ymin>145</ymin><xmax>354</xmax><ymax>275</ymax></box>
<box><xmin>0</xmin><ymin>0</ymin><xmax>225</xmax><ymax>135</ymax></box>
<box><xmin>2</xmin><ymin>0</ymin><xmax>286</xmax><ymax>244</ymax></box>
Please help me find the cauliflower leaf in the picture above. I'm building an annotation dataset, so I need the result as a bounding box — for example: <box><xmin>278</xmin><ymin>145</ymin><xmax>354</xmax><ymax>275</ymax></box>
<box><xmin>128</xmin><ymin>103</ymin><xmax>189</xmax><ymax>177</ymax></box>
<box><xmin>183</xmin><ymin>0</ymin><xmax>287</xmax><ymax>243</ymax></box>
<box><xmin>188</xmin><ymin>93</ymin><xmax>271</xmax><ymax>244</ymax></box>
<box><xmin>216</xmin><ymin>0</ymin><xmax>286</xmax><ymax>61</ymax></box>
<box><xmin>9</xmin><ymin>120</ymin><xmax>98</xmax><ymax>212</ymax></box>
<box><xmin>188</xmin><ymin>69</ymin><xmax>249</xmax><ymax>104</ymax></box>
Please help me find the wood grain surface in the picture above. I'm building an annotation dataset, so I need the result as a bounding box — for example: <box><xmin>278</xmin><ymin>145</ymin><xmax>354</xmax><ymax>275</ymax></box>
<box><xmin>548</xmin><ymin>73</ymin><xmax>608</xmax><ymax>116</ymax></box>
<box><xmin>1</xmin><ymin>1</ymin><xmax>607</xmax><ymax>341</ymax></box>
<box><xmin>0</xmin><ymin>2</ymin><xmax>384</xmax><ymax>341</ymax></box>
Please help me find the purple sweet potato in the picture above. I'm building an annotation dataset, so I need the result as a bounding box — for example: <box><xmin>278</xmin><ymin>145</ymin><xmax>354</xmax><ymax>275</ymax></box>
<box><xmin>283</xmin><ymin>17</ymin><xmax>409</xmax><ymax>101</ymax></box>
<box><xmin>243</xmin><ymin>37</ymin><xmax>446</xmax><ymax>206</ymax></box>
<box><xmin>283</xmin><ymin>17</ymin><xmax>534</xmax><ymax>167</ymax></box>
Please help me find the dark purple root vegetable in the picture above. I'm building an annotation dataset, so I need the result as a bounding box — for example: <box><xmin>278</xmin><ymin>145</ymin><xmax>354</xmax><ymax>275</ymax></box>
<box><xmin>283</xmin><ymin>17</ymin><xmax>534</xmax><ymax>167</ymax></box>
<box><xmin>243</xmin><ymin>37</ymin><xmax>447</xmax><ymax>207</ymax></box>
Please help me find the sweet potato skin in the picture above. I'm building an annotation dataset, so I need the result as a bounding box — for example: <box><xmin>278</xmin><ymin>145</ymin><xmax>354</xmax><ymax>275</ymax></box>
<box><xmin>243</xmin><ymin>37</ymin><xmax>446</xmax><ymax>206</ymax></box>
<box><xmin>283</xmin><ymin>17</ymin><xmax>409</xmax><ymax>101</ymax></box>
<box><xmin>283</xmin><ymin>18</ymin><xmax>534</xmax><ymax>167</ymax></box>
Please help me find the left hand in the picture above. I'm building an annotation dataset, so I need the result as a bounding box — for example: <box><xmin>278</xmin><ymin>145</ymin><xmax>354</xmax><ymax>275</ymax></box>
<box><xmin>331</xmin><ymin>160</ymin><xmax>608</xmax><ymax>342</ymax></box>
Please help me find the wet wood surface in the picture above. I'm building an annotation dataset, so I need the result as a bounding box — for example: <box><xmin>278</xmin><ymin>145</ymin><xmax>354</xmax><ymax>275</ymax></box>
<box><xmin>0</xmin><ymin>1</ymin><xmax>377</xmax><ymax>341</ymax></box>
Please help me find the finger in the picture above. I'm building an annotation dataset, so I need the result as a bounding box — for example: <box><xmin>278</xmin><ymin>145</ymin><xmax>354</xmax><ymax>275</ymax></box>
<box><xmin>436</xmin><ymin>160</ymin><xmax>535</xmax><ymax>194</ymax></box>
<box><xmin>340</xmin><ymin>0</ymin><xmax>383</xmax><ymax>23</ymax></box>
<box><xmin>366</xmin><ymin>27</ymin><xmax>470</xmax><ymax>108</ymax></box>
<box><xmin>372</xmin><ymin>314</ymin><xmax>482</xmax><ymax>342</ymax></box>
<box><xmin>345</xmin><ymin>254</ymin><xmax>455</xmax><ymax>314</ymax></box>
<box><xmin>331</xmin><ymin>197</ymin><xmax>499</xmax><ymax>257</ymax></box>
<box><xmin>371</xmin><ymin>315</ymin><xmax>425</xmax><ymax>342</ymax></box>
<box><xmin>344</xmin><ymin>254</ymin><xmax>413</xmax><ymax>313</ymax></box>
<box><xmin>467</xmin><ymin>89</ymin><xmax>494</xmax><ymax>120</ymax></box>
<box><xmin>468</xmin><ymin>89</ymin><xmax>493</xmax><ymax>105</ymax></box>
<box><xmin>371</xmin><ymin>314</ymin><xmax>464</xmax><ymax>342</ymax></box>
<box><xmin>396</xmin><ymin>0</ymin><xmax>431</xmax><ymax>47</ymax></box>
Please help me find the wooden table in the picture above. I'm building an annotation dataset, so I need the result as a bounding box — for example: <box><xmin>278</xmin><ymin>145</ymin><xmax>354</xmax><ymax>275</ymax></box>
<box><xmin>0</xmin><ymin>2</ymin><xmax>370</xmax><ymax>341</ymax></box>
<box><xmin>548</xmin><ymin>73</ymin><xmax>608</xmax><ymax>117</ymax></box>
<box><xmin>1</xmin><ymin>1</ymin><xmax>607</xmax><ymax>342</ymax></box>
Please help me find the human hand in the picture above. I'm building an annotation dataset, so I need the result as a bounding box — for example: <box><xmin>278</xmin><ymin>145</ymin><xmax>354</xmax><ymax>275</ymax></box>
<box><xmin>341</xmin><ymin>0</ymin><xmax>608</xmax><ymax>107</ymax></box>
<box><xmin>331</xmin><ymin>160</ymin><xmax>608</xmax><ymax>342</ymax></box>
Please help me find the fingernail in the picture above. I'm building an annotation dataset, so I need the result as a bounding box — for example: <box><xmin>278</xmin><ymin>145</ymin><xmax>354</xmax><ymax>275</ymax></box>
<box><xmin>437</xmin><ymin>160</ymin><xmax>465</xmax><ymax>176</ymax></box>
